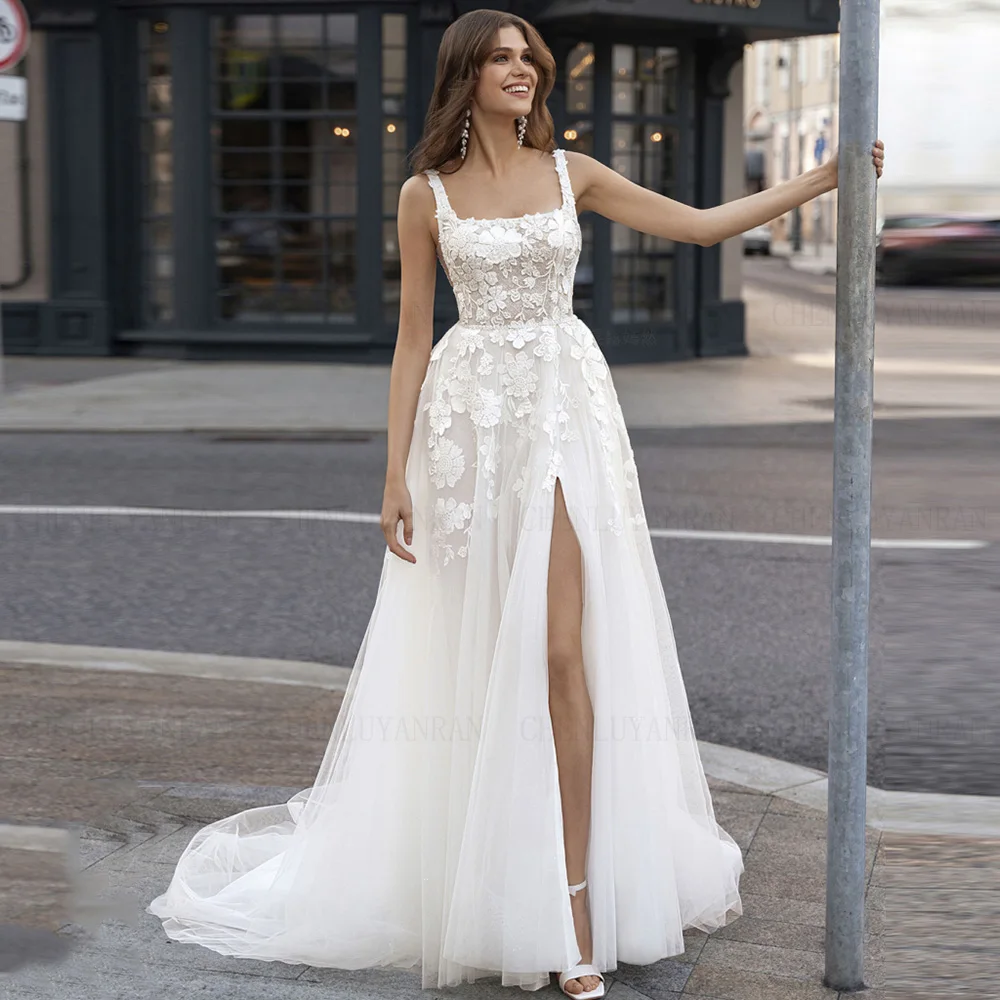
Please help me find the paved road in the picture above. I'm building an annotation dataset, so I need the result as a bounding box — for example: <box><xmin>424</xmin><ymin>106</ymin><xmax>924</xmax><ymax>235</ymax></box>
<box><xmin>744</xmin><ymin>255</ymin><xmax>1000</xmax><ymax>330</ymax></box>
<box><xmin>1</xmin><ymin>420</ymin><xmax>995</xmax><ymax>796</ymax></box>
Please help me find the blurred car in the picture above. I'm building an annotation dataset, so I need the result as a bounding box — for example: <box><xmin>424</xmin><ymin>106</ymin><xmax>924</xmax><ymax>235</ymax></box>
<box><xmin>876</xmin><ymin>213</ymin><xmax>1000</xmax><ymax>285</ymax></box>
<box><xmin>742</xmin><ymin>224</ymin><xmax>771</xmax><ymax>255</ymax></box>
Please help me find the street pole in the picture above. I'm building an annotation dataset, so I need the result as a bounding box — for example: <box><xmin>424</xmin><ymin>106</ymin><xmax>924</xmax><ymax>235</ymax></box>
<box><xmin>825</xmin><ymin>0</ymin><xmax>879</xmax><ymax>992</ymax></box>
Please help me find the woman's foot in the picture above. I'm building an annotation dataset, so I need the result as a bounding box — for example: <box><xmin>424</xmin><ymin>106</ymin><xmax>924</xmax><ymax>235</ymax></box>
<box><xmin>560</xmin><ymin>881</ymin><xmax>602</xmax><ymax>996</ymax></box>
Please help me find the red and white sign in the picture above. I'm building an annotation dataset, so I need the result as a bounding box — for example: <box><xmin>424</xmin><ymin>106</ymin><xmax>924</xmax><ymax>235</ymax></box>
<box><xmin>0</xmin><ymin>0</ymin><xmax>30</xmax><ymax>74</ymax></box>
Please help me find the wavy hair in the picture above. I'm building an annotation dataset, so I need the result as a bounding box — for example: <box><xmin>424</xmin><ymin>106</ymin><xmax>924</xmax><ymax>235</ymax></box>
<box><xmin>408</xmin><ymin>9</ymin><xmax>557</xmax><ymax>176</ymax></box>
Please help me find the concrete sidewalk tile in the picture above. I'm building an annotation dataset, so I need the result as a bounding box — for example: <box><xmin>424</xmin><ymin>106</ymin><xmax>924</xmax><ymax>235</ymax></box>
<box><xmin>712</xmin><ymin>812</ymin><xmax>763</xmax><ymax>853</ymax></box>
<box><xmin>299</xmin><ymin>963</ymin><xmax>527</xmax><ymax>997</ymax></box>
<box><xmin>738</xmin><ymin>894</ymin><xmax>825</xmax><ymax>928</ymax></box>
<box><xmin>96</xmin><ymin>823</ymin><xmax>188</xmax><ymax>871</ymax></box>
<box><xmin>682</xmin><ymin>963</ymin><xmax>836</xmax><ymax>999</ymax></box>
<box><xmin>677</xmin><ymin>928</ymin><xmax>709</xmax><ymax>965</ymax></box>
<box><xmin>763</xmin><ymin>798</ymin><xmax>829</xmax><ymax>820</ymax></box>
<box><xmin>141</xmin><ymin>781</ymin><xmax>302</xmax><ymax>824</ymax></box>
<box><xmin>737</xmin><ymin>870</ymin><xmax>826</xmax><ymax>904</ymax></box>
<box><xmin>712</xmin><ymin>915</ymin><xmax>824</xmax><ymax>954</ymax></box>
<box><xmin>746</xmin><ymin>831</ymin><xmax>878</xmax><ymax>876</ymax></box>
<box><xmin>608</xmin><ymin>982</ymin><xmax>679</xmax><ymax>1000</ymax></box>
<box><xmin>611</xmin><ymin>957</ymin><xmax>693</xmax><ymax>997</ymax></box>
<box><xmin>59</xmin><ymin>864</ymin><xmax>311</xmax><ymax>981</ymax></box>
<box><xmin>697</xmin><ymin>938</ymin><xmax>825</xmax><ymax>982</ymax></box>
<box><xmin>7</xmin><ymin>953</ymin><xmax>343</xmax><ymax>1000</ymax></box>
<box><xmin>77</xmin><ymin>833</ymin><xmax>129</xmax><ymax>871</ymax></box>
<box><xmin>707</xmin><ymin>789</ymin><xmax>772</xmax><ymax>817</ymax></box>
<box><xmin>58</xmin><ymin>919</ymin><xmax>310</xmax><ymax>983</ymax></box>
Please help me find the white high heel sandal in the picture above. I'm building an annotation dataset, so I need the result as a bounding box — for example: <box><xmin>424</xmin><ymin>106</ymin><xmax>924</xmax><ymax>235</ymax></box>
<box><xmin>557</xmin><ymin>879</ymin><xmax>605</xmax><ymax>999</ymax></box>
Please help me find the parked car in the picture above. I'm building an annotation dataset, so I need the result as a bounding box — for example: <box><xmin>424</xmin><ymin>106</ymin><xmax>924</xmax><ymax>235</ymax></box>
<box><xmin>742</xmin><ymin>224</ymin><xmax>771</xmax><ymax>255</ymax></box>
<box><xmin>876</xmin><ymin>213</ymin><xmax>1000</xmax><ymax>285</ymax></box>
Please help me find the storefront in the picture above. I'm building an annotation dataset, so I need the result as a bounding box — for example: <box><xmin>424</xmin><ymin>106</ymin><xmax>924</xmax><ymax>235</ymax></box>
<box><xmin>3</xmin><ymin>0</ymin><xmax>838</xmax><ymax>363</ymax></box>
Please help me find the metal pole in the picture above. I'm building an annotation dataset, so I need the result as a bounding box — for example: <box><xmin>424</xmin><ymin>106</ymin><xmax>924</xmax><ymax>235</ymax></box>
<box><xmin>825</xmin><ymin>0</ymin><xmax>880</xmax><ymax>992</ymax></box>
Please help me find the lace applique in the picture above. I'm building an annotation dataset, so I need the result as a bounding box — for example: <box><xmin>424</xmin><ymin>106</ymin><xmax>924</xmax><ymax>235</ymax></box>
<box><xmin>418</xmin><ymin>149</ymin><xmax>642</xmax><ymax>569</ymax></box>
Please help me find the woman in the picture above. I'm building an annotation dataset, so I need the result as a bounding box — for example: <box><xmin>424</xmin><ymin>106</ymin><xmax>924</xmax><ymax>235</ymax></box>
<box><xmin>148</xmin><ymin>10</ymin><xmax>885</xmax><ymax>998</ymax></box>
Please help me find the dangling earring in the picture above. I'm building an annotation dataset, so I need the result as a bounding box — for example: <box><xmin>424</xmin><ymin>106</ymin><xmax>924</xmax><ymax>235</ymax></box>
<box><xmin>516</xmin><ymin>115</ymin><xmax>527</xmax><ymax>148</ymax></box>
<box><xmin>460</xmin><ymin>107</ymin><xmax>471</xmax><ymax>160</ymax></box>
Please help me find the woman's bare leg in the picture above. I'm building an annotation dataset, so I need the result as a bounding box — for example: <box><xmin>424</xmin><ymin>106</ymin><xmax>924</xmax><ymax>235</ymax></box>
<box><xmin>547</xmin><ymin>477</ymin><xmax>600</xmax><ymax>995</ymax></box>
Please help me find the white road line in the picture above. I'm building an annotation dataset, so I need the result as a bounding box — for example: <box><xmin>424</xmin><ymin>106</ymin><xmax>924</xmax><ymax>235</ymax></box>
<box><xmin>0</xmin><ymin>505</ymin><xmax>987</xmax><ymax>551</ymax></box>
<box><xmin>646</xmin><ymin>527</ymin><xmax>986</xmax><ymax>550</ymax></box>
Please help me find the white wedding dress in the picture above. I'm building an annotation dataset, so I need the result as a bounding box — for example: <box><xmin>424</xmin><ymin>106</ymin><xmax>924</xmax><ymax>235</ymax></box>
<box><xmin>147</xmin><ymin>147</ymin><xmax>743</xmax><ymax>990</ymax></box>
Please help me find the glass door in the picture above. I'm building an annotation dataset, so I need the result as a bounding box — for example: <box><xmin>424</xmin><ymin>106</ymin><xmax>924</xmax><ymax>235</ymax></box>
<box><xmin>210</xmin><ymin>13</ymin><xmax>359</xmax><ymax>325</ymax></box>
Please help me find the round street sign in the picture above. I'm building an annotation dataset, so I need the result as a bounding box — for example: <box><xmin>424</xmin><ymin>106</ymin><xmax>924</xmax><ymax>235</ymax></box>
<box><xmin>0</xmin><ymin>0</ymin><xmax>30</xmax><ymax>73</ymax></box>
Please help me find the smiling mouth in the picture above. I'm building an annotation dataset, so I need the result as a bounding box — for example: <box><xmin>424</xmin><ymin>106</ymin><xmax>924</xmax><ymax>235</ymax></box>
<box><xmin>503</xmin><ymin>85</ymin><xmax>531</xmax><ymax>96</ymax></box>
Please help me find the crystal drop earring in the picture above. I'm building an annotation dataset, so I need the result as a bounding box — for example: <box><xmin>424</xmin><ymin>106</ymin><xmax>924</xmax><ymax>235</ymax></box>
<box><xmin>460</xmin><ymin>107</ymin><xmax>471</xmax><ymax>160</ymax></box>
<box><xmin>516</xmin><ymin>115</ymin><xmax>527</xmax><ymax>148</ymax></box>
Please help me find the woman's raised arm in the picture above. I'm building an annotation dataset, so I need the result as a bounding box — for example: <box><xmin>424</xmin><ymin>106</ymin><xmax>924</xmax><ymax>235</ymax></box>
<box><xmin>570</xmin><ymin>140</ymin><xmax>884</xmax><ymax>248</ymax></box>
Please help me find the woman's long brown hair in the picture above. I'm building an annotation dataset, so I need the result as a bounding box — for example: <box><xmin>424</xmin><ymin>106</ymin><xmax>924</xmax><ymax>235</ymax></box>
<box><xmin>408</xmin><ymin>9</ymin><xmax>557</xmax><ymax>176</ymax></box>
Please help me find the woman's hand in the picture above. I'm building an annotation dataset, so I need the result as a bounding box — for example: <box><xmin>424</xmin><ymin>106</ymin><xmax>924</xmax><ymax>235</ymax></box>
<box><xmin>381</xmin><ymin>478</ymin><xmax>416</xmax><ymax>564</ymax></box>
<box><xmin>824</xmin><ymin>139</ymin><xmax>885</xmax><ymax>189</ymax></box>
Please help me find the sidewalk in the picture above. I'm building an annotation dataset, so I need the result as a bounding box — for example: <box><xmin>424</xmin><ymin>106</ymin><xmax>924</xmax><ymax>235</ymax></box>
<box><xmin>770</xmin><ymin>239</ymin><xmax>837</xmax><ymax>276</ymax></box>
<box><xmin>1</xmin><ymin>651</ymin><xmax>996</xmax><ymax>998</ymax></box>
<box><xmin>2</xmin><ymin>313</ymin><xmax>998</xmax><ymax>434</ymax></box>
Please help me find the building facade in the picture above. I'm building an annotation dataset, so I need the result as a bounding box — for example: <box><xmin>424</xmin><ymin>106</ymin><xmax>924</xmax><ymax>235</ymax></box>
<box><xmin>743</xmin><ymin>0</ymin><xmax>1000</xmax><ymax>249</ymax></box>
<box><xmin>742</xmin><ymin>31</ymin><xmax>839</xmax><ymax>247</ymax></box>
<box><xmin>2</xmin><ymin>0</ymin><xmax>838</xmax><ymax>364</ymax></box>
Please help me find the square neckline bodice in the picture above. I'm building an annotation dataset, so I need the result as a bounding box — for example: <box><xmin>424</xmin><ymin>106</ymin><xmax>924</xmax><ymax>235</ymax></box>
<box><xmin>424</xmin><ymin>148</ymin><xmax>575</xmax><ymax>226</ymax></box>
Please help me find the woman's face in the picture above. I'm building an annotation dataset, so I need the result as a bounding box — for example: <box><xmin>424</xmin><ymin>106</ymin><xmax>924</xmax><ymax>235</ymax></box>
<box><xmin>474</xmin><ymin>25</ymin><xmax>537</xmax><ymax>119</ymax></box>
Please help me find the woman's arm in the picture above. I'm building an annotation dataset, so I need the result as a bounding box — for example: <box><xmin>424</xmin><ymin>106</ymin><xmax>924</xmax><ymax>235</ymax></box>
<box><xmin>381</xmin><ymin>175</ymin><xmax>439</xmax><ymax>563</ymax></box>
<box><xmin>570</xmin><ymin>141</ymin><xmax>884</xmax><ymax>248</ymax></box>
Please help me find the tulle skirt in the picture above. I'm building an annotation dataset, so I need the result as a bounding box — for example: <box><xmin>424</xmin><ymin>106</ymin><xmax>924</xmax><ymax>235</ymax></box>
<box><xmin>147</xmin><ymin>315</ymin><xmax>744</xmax><ymax>990</ymax></box>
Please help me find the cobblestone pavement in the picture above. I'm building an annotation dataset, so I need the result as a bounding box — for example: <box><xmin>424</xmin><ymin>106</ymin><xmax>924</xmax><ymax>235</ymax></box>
<box><xmin>0</xmin><ymin>661</ymin><xmax>983</xmax><ymax>999</ymax></box>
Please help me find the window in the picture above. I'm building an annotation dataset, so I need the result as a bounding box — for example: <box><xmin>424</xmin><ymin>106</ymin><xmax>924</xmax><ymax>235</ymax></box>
<box><xmin>210</xmin><ymin>13</ymin><xmax>358</xmax><ymax>323</ymax></box>
<box><xmin>610</xmin><ymin>45</ymin><xmax>678</xmax><ymax>324</ymax></box>
<box><xmin>139</xmin><ymin>18</ymin><xmax>173</xmax><ymax>325</ymax></box>
<box><xmin>611</xmin><ymin>123</ymin><xmax>676</xmax><ymax>323</ymax></box>
<box><xmin>564</xmin><ymin>42</ymin><xmax>595</xmax><ymax>325</ymax></box>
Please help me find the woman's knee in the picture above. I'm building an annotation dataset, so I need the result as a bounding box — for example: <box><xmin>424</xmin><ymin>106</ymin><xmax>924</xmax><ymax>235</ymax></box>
<box><xmin>548</xmin><ymin>636</ymin><xmax>585</xmax><ymax>688</ymax></box>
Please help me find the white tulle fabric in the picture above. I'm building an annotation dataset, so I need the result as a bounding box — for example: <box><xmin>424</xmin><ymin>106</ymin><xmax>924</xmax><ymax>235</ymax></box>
<box><xmin>147</xmin><ymin>148</ymin><xmax>743</xmax><ymax>990</ymax></box>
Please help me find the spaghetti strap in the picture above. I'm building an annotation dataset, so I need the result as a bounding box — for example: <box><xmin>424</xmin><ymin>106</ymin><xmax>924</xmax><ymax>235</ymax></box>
<box><xmin>553</xmin><ymin>148</ymin><xmax>576</xmax><ymax>213</ymax></box>
<box><xmin>424</xmin><ymin>169</ymin><xmax>453</xmax><ymax>221</ymax></box>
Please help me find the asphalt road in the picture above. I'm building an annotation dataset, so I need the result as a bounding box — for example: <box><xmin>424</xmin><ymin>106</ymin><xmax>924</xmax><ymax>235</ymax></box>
<box><xmin>744</xmin><ymin>255</ymin><xmax>1000</xmax><ymax>329</ymax></box>
<box><xmin>1</xmin><ymin>419</ymin><xmax>996</xmax><ymax>796</ymax></box>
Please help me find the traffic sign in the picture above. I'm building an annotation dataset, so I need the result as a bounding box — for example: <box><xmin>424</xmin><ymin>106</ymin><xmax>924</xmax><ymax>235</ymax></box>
<box><xmin>0</xmin><ymin>0</ymin><xmax>30</xmax><ymax>74</ymax></box>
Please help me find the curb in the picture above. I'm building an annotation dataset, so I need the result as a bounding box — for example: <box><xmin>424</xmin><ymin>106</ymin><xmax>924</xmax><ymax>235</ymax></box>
<box><xmin>3</xmin><ymin>639</ymin><xmax>997</xmax><ymax>841</ymax></box>
<box><xmin>0</xmin><ymin>639</ymin><xmax>352</xmax><ymax>691</ymax></box>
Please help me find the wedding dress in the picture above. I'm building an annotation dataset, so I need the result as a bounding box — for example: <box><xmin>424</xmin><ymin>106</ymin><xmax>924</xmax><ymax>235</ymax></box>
<box><xmin>147</xmin><ymin>147</ymin><xmax>743</xmax><ymax>991</ymax></box>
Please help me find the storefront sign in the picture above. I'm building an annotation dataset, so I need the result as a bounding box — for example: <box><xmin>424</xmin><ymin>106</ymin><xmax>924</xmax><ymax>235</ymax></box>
<box><xmin>690</xmin><ymin>0</ymin><xmax>762</xmax><ymax>8</ymax></box>
<box><xmin>0</xmin><ymin>0</ymin><xmax>30</xmax><ymax>73</ymax></box>
<box><xmin>0</xmin><ymin>74</ymin><xmax>26</xmax><ymax>120</ymax></box>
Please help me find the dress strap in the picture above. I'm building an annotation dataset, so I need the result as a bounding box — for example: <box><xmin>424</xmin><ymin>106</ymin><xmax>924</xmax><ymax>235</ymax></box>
<box><xmin>553</xmin><ymin>148</ymin><xmax>576</xmax><ymax>212</ymax></box>
<box><xmin>424</xmin><ymin>169</ymin><xmax>454</xmax><ymax>222</ymax></box>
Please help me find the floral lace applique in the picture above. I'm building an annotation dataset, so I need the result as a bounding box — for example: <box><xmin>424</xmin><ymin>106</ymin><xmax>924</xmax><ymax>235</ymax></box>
<box><xmin>417</xmin><ymin>149</ymin><xmax>643</xmax><ymax>568</ymax></box>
